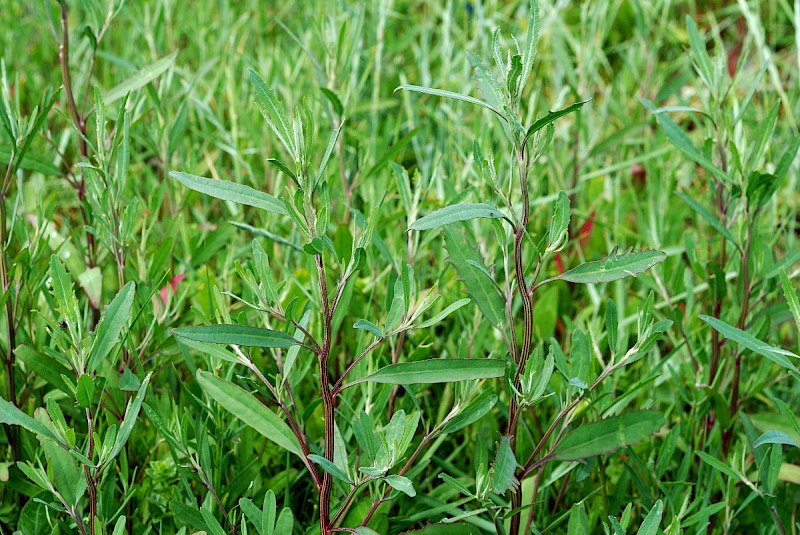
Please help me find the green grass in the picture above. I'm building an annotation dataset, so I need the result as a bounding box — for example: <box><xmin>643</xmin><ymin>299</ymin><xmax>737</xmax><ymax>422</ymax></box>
<box><xmin>0</xmin><ymin>1</ymin><xmax>798</xmax><ymax>534</ymax></box>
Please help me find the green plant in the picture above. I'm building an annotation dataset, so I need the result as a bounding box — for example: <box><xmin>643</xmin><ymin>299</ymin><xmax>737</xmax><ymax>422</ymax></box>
<box><xmin>400</xmin><ymin>2</ymin><xmax>669</xmax><ymax>533</ymax></box>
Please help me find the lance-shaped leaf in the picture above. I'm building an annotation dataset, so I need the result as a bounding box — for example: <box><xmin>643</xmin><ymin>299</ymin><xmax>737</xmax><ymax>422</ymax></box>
<box><xmin>173</xmin><ymin>324</ymin><xmax>299</xmax><ymax>349</ymax></box>
<box><xmin>196</xmin><ymin>371</ymin><xmax>302</xmax><ymax>458</ymax></box>
<box><xmin>170</xmin><ymin>171</ymin><xmax>287</xmax><ymax>215</ymax></box>
<box><xmin>249</xmin><ymin>69</ymin><xmax>297</xmax><ymax>160</ymax></box>
<box><xmin>308</xmin><ymin>454</ymin><xmax>352</xmax><ymax>484</ymax></box>
<box><xmin>410</xmin><ymin>203</ymin><xmax>507</xmax><ymax>231</ymax></box>
<box><xmin>523</xmin><ymin>99</ymin><xmax>590</xmax><ymax>143</ymax></box>
<box><xmin>396</xmin><ymin>84</ymin><xmax>505</xmax><ymax>119</ymax></box>
<box><xmin>643</xmin><ymin>99</ymin><xmax>730</xmax><ymax>183</ymax></box>
<box><xmin>676</xmin><ymin>192</ymin><xmax>738</xmax><ymax>249</ymax></box>
<box><xmin>385</xmin><ymin>475</ymin><xmax>416</xmax><ymax>497</ymax></box>
<box><xmin>49</xmin><ymin>255</ymin><xmax>80</xmax><ymax>344</ymax></box>
<box><xmin>754</xmin><ymin>431</ymin><xmax>800</xmax><ymax>449</ymax></box>
<box><xmin>492</xmin><ymin>436</ymin><xmax>519</xmax><ymax>495</ymax></box>
<box><xmin>550</xmin><ymin>249</ymin><xmax>666</xmax><ymax>285</ymax></box>
<box><xmin>552</xmin><ymin>411</ymin><xmax>664</xmax><ymax>461</ymax></box>
<box><xmin>443</xmin><ymin>390</ymin><xmax>498</xmax><ymax>434</ymax></box>
<box><xmin>699</xmin><ymin>315</ymin><xmax>798</xmax><ymax>370</ymax></box>
<box><xmin>345</xmin><ymin>359</ymin><xmax>504</xmax><ymax>389</ymax></box>
<box><xmin>103</xmin><ymin>373</ymin><xmax>152</xmax><ymax>467</ymax></box>
<box><xmin>103</xmin><ymin>52</ymin><xmax>177</xmax><ymax>104</ymax></box>
<box><xmin>0</xmin><ymin>398</ymin><xmax>65</xmax><ymax>446</ymax></box>
<box><xmin>637</xmin><ymin>500</ymin><xmax>664</xmax><ymax>535</ymax></box>
<box><xmin>88</xmin><ymin>281</ymin><xmax>136</xmax><ymax>373</ymax></box>
<box><xmin>546</xmin><ymin>191</ymin><xmax>570</xmax><ymax>253</ymax></box>
<box><xmin>443</xmin><ymin>226</ymin><xmax>505</xmax><ymax>327</ymax></box>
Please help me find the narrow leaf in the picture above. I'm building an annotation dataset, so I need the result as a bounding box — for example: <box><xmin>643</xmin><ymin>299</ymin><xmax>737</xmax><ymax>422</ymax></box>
<box><xmin>410</xmin><ymin>203</ymin><xmax>506</xmax><ymax>231</ymax></box>
<box><xmin>170</xmin><ymin>171</ymin><xmax>286</xmax><ymax>215</ymax></box>
<box><xmin>636</xmin><ymin>500</ymin><xmax>663</xmax><ymax>535</ymax></box>
<box><xmin>553</xmin><ymin>411</ymin><xmax>664</xmax><ymax>461</ymax></box>
<box><xmin>416</xmin><ymin>298</ymin><xmax>471</xmax><ymax>329</ymax></box>
<box><xmin>699</xmin><ymin>315</ymin><xmax>798</xmax><ymax>370</ymax></box>
<box><xmin>443</xmin><ymin>226</ymin><xmax>505</xmax><ymax>327</ymax></box>
<box><xmin>396</xmin><ymin>84</ymin><xmax>505</xmax><ymax>118</ymax></box>
<box><xmin>249</xmin><ymin>69</ymin><xmax>296</xmax><ymax>158</ymax></box>
<box><xmin>754</xmin><ymin>430</ymin><xmax>800</xmax><ymax>449</ymax></box>
<box><xmin>524</xmin><ymin>100</ymin><xmax>589</xmax><ymax>143</ymax></box>
<box><xmin>354</xmin><ymin>319</ymin><xmax>384</xmax><ymax>338</ymax></box>
<box><xmin>492</xmin><ymin>436</ymin><xmax>519</xmax><ymax>495</ymax></box>
<box><xmin>385</xmin><ymin>475</ymin><xmax>416</xmax><ymax>497</ymax></box>
<box><xmin>196</xmin><ymin>371</ymin><xmax>302</xmax><ymax>457</ymax></box>
<box><xmin>106</xmin><ymin>373</ymin><xmax>152</xmax><ymax>466</ymax></box>
<box><xmin>443</xmin><ymin>391</ymin><xmax>498</xmax><ymax>433</ymax></box>
<box><xmin>103</xmin><ymin>52</ymin><xmax>177</xmax><ymax>104</ymax></box>
<box><xmin>346</xmin><ymin>359</ymin><xmax>504</xmax><ymax>388</ymax></box>
<box><xmin>308</xmin><ymin>454</ymin><xmax>352</xmax><ymax>484</ymax></box>
<box><xmin>676</xmin><ymin>192</ymin><xmax>738</xmax><ymax>249</ymax></box>
<box><xmin>553</xmin><ymin>249</ymin><xmax>666</xmax><ymax>284</ymax></box>
<box><xmin>173</xmin><ymin>324</ymin><xmax>299</xmax><ymax>349</ymax></box>
<box><xmin>88</xmin><ymin>282</ymin><xmax>135</xmax><ymax>373</ymax></box>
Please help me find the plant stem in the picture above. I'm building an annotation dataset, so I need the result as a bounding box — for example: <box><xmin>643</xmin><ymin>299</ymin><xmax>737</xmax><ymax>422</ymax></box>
<box><xmin>1</xmin><ymin>161</ymin><xmax>19</xmax><ymax>464</ymax></box>
<box><xmin>59</xmin><ymin>1</ymin><xmax>98</xmax><ymax>282</ymax></box>
<box><xmin>316</xmin><ymin>253</ymin><xmax>336</xmax><ymax>535</ymax></box>
<box><xmin>507</xmin><ymin>146</ymin><xmax>534</xmax><ymax>535</ymax></box>
<box><xmin>723</xmin><ymin>220</ymin><xmax>753</xmax><ymax>455</ymax></box>
<box><xmin>83</xmin><ymin>408</ymin><xmax>97</xmax><ymax>535</ymax></box>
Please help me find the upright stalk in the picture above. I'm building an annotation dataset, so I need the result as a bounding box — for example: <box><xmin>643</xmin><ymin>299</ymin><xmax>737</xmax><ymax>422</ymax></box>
<box><xmin>1</xmin><ymin>162</ymin><xmax>19</xmax><ymax>463</ymax></box>
<box><xmin>315</xmin><ymin>252</ymin><xmax>336</xmax><ymax>534</ymax></box>
<box><xmin>58</xmin><ymin>1</ymin><xmax>98</xmax><ymax>286</ymax></box>
<box><xmin>507</xmin><ymin>146</ymin><xmax>535</xmax><ymax>535</ymax></box>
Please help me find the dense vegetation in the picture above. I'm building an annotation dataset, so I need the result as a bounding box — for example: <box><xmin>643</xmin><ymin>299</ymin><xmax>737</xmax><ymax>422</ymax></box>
<box><xmin>1</xmin><ymin>1</ymin><xmax>798</xmax><ymax>534</ymax></box>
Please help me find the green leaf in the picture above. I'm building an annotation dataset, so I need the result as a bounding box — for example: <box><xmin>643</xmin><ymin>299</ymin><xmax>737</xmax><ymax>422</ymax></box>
<box><xmin>347</xmin><ymin>359</ymin><xmax>504</xmax><ymax>388</ymax></box>
<box><xmin>553</xmin><ymin>249</ymin><xmax>666</xmax><ymax>284</ymax></box>
<box><xmin>443</xmin><ymin>226</ymin><xmax>505</xmax><ymax>327</ymax></box>
<box><xmin>263</xmin><ymin>490</ymin><xmax>277</xmax><ymax>535</ymax></box>
<box><xmin>699</xmin><ymin>315</ymin><xmax>798</xmax><ymax>370</ymax></box>
<box><xmin>396</xmin><ymin>84</ymin><xmax>505</xmax><ymax>119</ymax></box>
<box><xmin>354</xmin><ymin>319</ymin><xmax>384</xmax><ymax>338</ymax></box>
<box><xmin>416</xmin><ymin>298</ymin><xmax>471</xmax><ymax>329</ymax></box>
<box><xmin>753</xmin><ymin>430</ymin><xmax>800</xmax><ymax>449</ymax></box>
<box><xmin>645</xmin><ymin>101</ymin><xmax>730</xmax><ymax>183</ymax></box>
<box><xmin>0</xmin><ymin>398</ymin><xmax>64</xmax><ymax>446</ymax></box>
<box><xmin>88</xmin><ymin>281</ymin><xmax>135</xmax><ymax>373</ymax></box>
<box><xmin>171</xmin><ymin>171</ymin><xmax>286</xmax><ymax>215</ymax></box>
<box><xmin>103</xmin><ymin>52</ymin><xmax>178</xmax><ymax>104</ymax></box>
<box><xmin>308</xmin><ymin>454</ymin><xmax>352</xmax><ymax>484</ymax></box>
<box><xmin>275</xmin><ymin>508</ymin><xmax>294</xmax><ymax>534</ymax></box>
<box><xmin>553</xmin><ymin>411</ymin><xmax>664</xmax><ymax>461</ymax></box>
<box><xmin>524</xmin><ymin>100</ymin><xmax>589</xmax><ymax>143</ymax></box>
<box><xmin>0</xmin><ymin>146</ymin><xmax>60</xmax><ymax>175</ymax></box>
<box><xmin>319</xmin><ymin>86</ymin><xmax>343</xmax><ymax>116</ymax></box>
<box><xmin>49</xmin><ymin>255</ymin><xmax>81</xmax><ymax>344</ymax></box>
<box><xmin>780</xmin><ymin>270</ymin><xmax>800</xmax><ymax>339</ymax></box>
<box><xmin>76</xmin><ymin>374</ymin><xmax>94</xmax><ymax>408</ymax></box>
<box><xmin>696</xmin><ymin>451</ymin><xmax>740</xmax><ymax>480</ymax></box>
<box><xmin>546</xmin><ymin>191</ymin><xmax>570</xmax><ymax>253</ymax></box>
<box><xmin>200</xmin><ymin>507</ymin><xmax>226</xmax><ymax>535</ymax></box>
<box><xmin>385</xmin><ymin>474</ymin><xmax>416</xmax><ymax>497</ymax></box>
<box><xmin>676</xmin><ymin>192</ymin><xmax>738</xmax><ymax>249</ymax></box>
<box><xmin>636</xmin><ymin>499</ymin><xmax>663</xmax><ymax>535</ymax></box>
<box><xmin>249</xmin><ymin>69</ymin><xmax>297</xmax><ymax>160</ymax></box>
<box><xmin>196</xmin><ymin>371</ymin><xmax>302</xmax><ymax>458</ymax></box>
<box><xmin>173</xmin><ymin>324</ymin><xmax>299</xmax><ymax>349</ymax></box>
<box><xmin>410</xmin><ymin>203</ymin><xmax>506</xmax><ymax>231</ymax></box>
<box><xmin>443</xmin><ymin>391</ymin><xmax>498</xmax><ymax>434</ymax></box>
<box><xmin>105</xmin><ymin>373</ymin><xmax>152</xmax><ymax>467</ymax></box>
<box><xmin>491</xmin><ymin>436</ymin><xmax>518</xmax><ymax>495</ymax></box>
<box><xmin>686</xmin><ymin>16</ymin><xmax>714</xmax><ymax>88</ymax></box>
